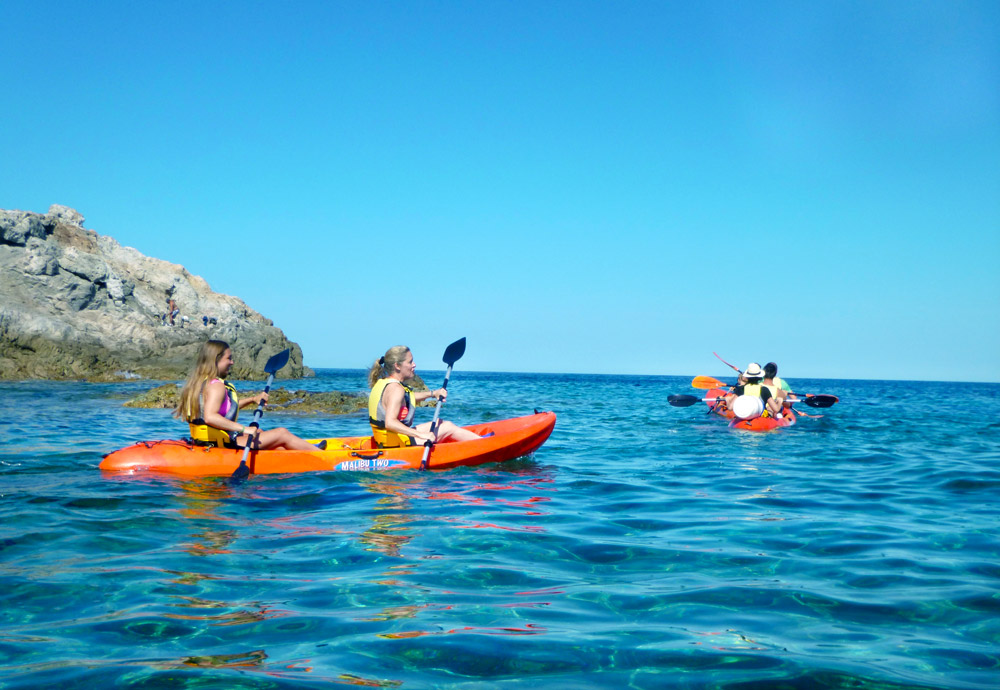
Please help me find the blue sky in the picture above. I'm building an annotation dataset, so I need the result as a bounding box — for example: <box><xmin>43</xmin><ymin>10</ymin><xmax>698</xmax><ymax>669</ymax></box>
<box><xmin>3</xmin><ymin>1</ymin><xmax>998</xmax><ymax>382</ymax></box>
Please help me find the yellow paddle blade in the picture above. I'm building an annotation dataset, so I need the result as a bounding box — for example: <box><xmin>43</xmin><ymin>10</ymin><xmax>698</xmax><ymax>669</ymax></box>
<box><xmin>691</xmin><ymin>375</ymin><xmax>728</xmax><ymax>390</ymax></box>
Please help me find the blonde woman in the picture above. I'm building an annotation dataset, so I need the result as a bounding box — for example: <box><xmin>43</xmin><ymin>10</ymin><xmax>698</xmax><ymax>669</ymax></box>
<box><xmin>175</xmin><ymin>340</ymin><xmax>320</xmax><ymax>450</ymax></box>
<box><xmin>367</xmin><ymin>345</ymin><xmax>483</xmax><ymax>448</ymax></box>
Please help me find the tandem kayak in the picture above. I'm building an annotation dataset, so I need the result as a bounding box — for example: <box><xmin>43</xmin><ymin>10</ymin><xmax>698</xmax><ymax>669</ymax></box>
<box><xmin>101</xmin><ymin>411</ymin><xmax>556</xmax><ymax>477</ymax></box>
<box><xmin>704</xmin><ymin>388</ymin><xmax>795</xmax><ymax>432</ymax></box>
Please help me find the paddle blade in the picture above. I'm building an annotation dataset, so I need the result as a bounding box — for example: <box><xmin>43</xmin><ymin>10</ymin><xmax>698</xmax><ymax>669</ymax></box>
<box><xmin>230</xmin><ymin>461</ymin><xmax>250</xmax><ymax>482</ymax></box>
<box><xmin>692</xmin><ymin>376</ymin><xmax>728</xmax><ymax>390</ymax></box>
<box><xmin>442</xmin><ymin>337</ymin><xmax>466</xmax><ymax>366</ymax></box>
<box><xmin>668</xmin><ymin>394</ymin><xmax>701</xmax><ymax>407</ymax></box>
<box><xmin>264</xmin><ymin>349</ymin><xmax>291</xmax><ymax>375</ymax></box>
<box><xmin>801</xmin><ymin>394</ymin><xmax>839</xmax><ymax>408</ymax></box>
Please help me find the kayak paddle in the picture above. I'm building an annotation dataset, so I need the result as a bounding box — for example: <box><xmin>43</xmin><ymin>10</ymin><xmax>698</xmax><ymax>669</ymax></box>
<box><xmin>692</xmin><ymin>375</ymin><xmax>838</xmax><ymax>407</ymax></box>
<box><xmin>669</xmin><ymin>393</ymin><xmax>839</xmax><ymax>409</ymax></box>
<box><xmin>420</xmin><ymin>337</ymin><xmax>466</xmax><ymax>470</ymax></box>
<box><xmin>669</xmin><ymin>394</ymin><xmax>719</xmax><ymax>407</ymax></box>
<box><xmin>794</xmin><ymin>394</ymin><xmax>839</xmax><ymax>408</ymax></box>
<box><xmin>692</xmin><ymin>375</ymin><xmax>730</xmax><ymax>390</ymax></box>
<box><xmin>713</xmin><ymin>352</ymin><xmax>742</xmax><ymax>375</ymax></box>
<box><xmin>230</xmin><ymin>348</ymin><xmax>290</xmax><ymax>481</ymax></box>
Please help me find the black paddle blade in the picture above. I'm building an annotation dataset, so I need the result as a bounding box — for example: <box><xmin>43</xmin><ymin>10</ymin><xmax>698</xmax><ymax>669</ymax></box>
<box><xmin>442</xmin><ymin>337</ymin><xmax>466</xmax><ymax>366</ymax></box>
<box><xmin>802</xmin><ymin>395</ymin><xmax>838</xmax><ymax>408</ymax></box>
<box><xmin>265</xmin><ymin>349</ymin><xmax>291</xmax><ymax>375</ymax></box>
<box><xmin>668</xmin><ymin>394</ymin><xmax>701</xmax><ymax>407</ymax></box>
<box><xmin>230</xmin><ymin>461</ymin><xmax>250</xmax><ymax>482</ymax></box>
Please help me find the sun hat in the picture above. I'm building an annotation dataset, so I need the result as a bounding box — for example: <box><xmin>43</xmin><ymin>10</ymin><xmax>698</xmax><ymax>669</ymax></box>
<box><xmin>744</xmin><ymin>362</ymin><xmax>764</xmax><ymax>378</ymax></box>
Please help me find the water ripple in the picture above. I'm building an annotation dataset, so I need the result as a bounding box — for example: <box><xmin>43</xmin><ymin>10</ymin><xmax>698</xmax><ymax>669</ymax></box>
<box><xmin>0</xmin><ymin>374</ymin><xmax>997</xmax><ymax>688</ymax></box>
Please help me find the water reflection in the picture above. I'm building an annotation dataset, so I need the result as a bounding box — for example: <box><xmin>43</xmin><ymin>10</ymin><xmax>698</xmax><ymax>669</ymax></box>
<box><xmin>358</xmin><ymin>478</ymin><xmax>418</xmax><ymax>558</ymax></box>
<box><xmin>102</xmin><ymin>462</ymin><xmax>563</xmax><ymax>678</ymax></box>
<box><xmin>173</xmin><ymin>478</ymin><xmax>239</xmax><ymax>556</ymax></box>
<box><xmin>164</xmin><ymin>595</ymin><xmax>290</xmax><ymax>626</ymax></box>
<box><xmin>350</xmin><ymin>468</ymin><xmax>560</xmax><ymax>641</ymax></box>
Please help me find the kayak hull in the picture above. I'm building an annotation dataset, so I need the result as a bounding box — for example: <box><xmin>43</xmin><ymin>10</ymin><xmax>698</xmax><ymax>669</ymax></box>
<box><xmin>704</xmin><ymin>388</ymin><xmax>795</xmax><ymax>432</ymax></box>
<box><xmin>101</xmin><ymin>412</ymin><xmax>556</xmax><ymax>476</ymax></box>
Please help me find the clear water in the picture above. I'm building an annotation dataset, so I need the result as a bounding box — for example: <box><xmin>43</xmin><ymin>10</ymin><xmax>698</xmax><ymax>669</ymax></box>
<box><xmin>1</xmin><ymin>371</ymin><xmax>998</xmax><ymax>689</ymax></box>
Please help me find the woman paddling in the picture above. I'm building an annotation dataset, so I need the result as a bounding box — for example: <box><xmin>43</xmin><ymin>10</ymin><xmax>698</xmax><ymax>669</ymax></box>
<box><xmin>367</xmin><ymin>346</ymin><xmax>484</xmax><ymax>448</ymax></box>
<box><xmin>175</xmin><ymin>340</ymin><xmax>320</xmax><ymax>451</ymax></box>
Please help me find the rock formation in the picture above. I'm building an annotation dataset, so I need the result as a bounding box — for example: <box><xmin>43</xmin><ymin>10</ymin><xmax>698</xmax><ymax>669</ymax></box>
<box><xmin>123</xmin><ymin>384</ymin><xmax>368</xmax><ymax>415</ymax></box>
<box><xmin>0</xmin><ymin>205</ymin><xmax>311</xmax><ymax>380</ymax></box>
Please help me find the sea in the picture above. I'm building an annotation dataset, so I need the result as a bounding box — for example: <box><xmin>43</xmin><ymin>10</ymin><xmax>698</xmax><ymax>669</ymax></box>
<box><xmin>1</xmin><ymin>370</ymin><xmax>998</xmax><ymax>689</ymax></box>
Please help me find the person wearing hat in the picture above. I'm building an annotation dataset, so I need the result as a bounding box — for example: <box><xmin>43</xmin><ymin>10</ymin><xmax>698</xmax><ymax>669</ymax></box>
<box><xmin>724</xmin><ymin>362</ymin><xmax>783</xmax><ymax>419</ymax></box>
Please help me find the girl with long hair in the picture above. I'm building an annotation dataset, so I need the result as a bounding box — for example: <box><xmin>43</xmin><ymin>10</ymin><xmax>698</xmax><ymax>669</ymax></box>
<box><xmin>175</xmin><ymin>340</ymin><xmax>320</xmax><ymax>451</ymax></box>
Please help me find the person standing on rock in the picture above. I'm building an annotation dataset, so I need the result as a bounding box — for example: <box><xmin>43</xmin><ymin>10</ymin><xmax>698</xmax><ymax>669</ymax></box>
<box><xmin>175</xmin><ymin>340</ymin><xmax>323</xmax><ymax>451</ymax></box>
<box><xmin>167</xmin><ymin>296</ymin><xmax>179</xmax><ymax>325</ymax></box>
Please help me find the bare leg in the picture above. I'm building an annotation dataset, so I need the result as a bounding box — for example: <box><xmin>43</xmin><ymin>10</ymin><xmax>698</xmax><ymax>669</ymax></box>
<box><xmin>238</xmin><ymin>427</ymin><xmax>317</xmax><ymax>451</ymax></box>
<box><xmin>415</xmin><ymin>420</ymin><xmax>481</xmax><ymax>443</ymax></box>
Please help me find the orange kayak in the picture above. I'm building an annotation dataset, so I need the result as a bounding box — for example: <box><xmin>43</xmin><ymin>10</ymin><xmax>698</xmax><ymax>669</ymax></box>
<box><xmin>101</xmin><ymin>412</ymin><xmax>556</xmax><ymax>477</ymax></box>
<box><xmin>704</xmin><ymin>388</ymin><xmax>795</xmax><ymax>432</ymax></box>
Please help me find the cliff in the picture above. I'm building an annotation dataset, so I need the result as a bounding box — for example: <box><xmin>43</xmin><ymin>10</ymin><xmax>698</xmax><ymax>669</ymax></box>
<box><xmin>0</xmin><ymin>205</ymin><xmax>311</xmax><ymax>380</ymax></box>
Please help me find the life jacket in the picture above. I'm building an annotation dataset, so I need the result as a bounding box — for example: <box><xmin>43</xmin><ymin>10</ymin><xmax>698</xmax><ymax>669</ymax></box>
<box><xmin>775</xmin><ymin>376</ymin><xmax>791</xmax><ymax>392</ymax></box>
<box><xmin>741</xmin><ymin>383</ymin><xmax>772</xmax><ymax>418</ymax></box>
<box><xmin>189</xmin><ymin>378</ymin><xmax>240</xmax><ymax>446</ymax></box>
<box><xmin>368</xmin><ymin>378</ymin><xmax>415</xmax><ymax>448</ymax></box>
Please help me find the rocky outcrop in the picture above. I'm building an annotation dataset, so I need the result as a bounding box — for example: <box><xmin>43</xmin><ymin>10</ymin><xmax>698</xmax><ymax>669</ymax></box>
<box><xmin>121</xmin><ymin>376</ymin><xmax>431</xmax><ymax>414</ymax></box>
<box><xmin>123</xmin><ymin>384</ymin><xmax>368</xmax><ymax>415</ymax></box>
<box><xmin>0</xmin><ymin>205</ymin><xmax>311</xmax><ymax>380</ymax></box>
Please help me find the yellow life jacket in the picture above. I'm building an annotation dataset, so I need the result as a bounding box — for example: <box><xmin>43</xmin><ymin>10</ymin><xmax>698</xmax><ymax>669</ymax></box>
<box><xmin>189</xmin><ymin>379</ymin><xmax>240</xmax><ymax>446</ymax></box>
<box><xmin>368</xmin><ymin>378</ymin><xmax>415</xmax><ymax>448</ymax></box>
<box><xmin>741</xmin><ymin>383</ymin><xmax>772</xmax><ymax>418</ymax></box>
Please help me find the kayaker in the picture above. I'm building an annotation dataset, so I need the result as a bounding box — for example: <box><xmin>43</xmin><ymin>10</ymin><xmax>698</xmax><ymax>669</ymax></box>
<box><xmin>764</xmin><ymin>361</ymin><xmax>794</xmax><ymax>398</ymax></box>
<box><xmin>175</xmin><ymin>340</ymin><xmax>321</xmax><ymax>451</ymax></box>
<box><xmin>367</xmin><ymin>345</ymin><xmax>484</xmax><ymax>448</ymax></box>
<box><xmin>762</xmin><ymin>362</ymin><xmax>788</xmax><ymax>403</ymax></box>
<box><xmin>724</xmin><ymin>362</ymin><xmax>783</xmax><ymax>419</ymax></box>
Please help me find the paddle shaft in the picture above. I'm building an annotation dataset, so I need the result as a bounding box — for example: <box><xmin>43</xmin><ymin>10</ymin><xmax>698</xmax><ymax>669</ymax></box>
<box><xmin>236</xmin><ymin>371</ymin><xmax>277</xmax><ymax>469</ymax></box>
<box><xmin>693</xmin><ymin>376</ymin><xmax>811</xmax><ymax>398</ymax></box>
<box><xmin>670</xmin><ymin>392</ymin><xmax>838</xmax><ymax>409</ymax></box>
<box><xmin>420</xmin><ymin>362</ymin><xmax>454</xmax><ymax>470</ymax></box>
<box><xmin>713</xmin><ymin>352</ymin><xmax>742</xmax><ymax>375</ymax></box>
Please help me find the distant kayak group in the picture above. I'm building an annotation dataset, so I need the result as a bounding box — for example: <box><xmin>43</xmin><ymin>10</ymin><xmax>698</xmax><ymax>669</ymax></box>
<box><xmin>101</xmin><ymin>342</ymin><xmax>837</xmax><ymax>478</ymax></box>
<box><xmin>669</xmin><ymin>352</ymin><xmax>839</xmax><ymax>431</ymax></box>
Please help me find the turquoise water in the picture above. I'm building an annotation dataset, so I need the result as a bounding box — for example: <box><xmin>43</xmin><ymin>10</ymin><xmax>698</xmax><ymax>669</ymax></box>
<box><xmin>1</xmin><ymin>370</ymin><xmax>998</xmax><ymax>689</ymax></box>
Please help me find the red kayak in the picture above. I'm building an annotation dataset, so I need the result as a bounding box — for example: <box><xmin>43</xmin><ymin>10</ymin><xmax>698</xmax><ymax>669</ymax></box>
<box><xmin>101</xmin><ymin>412</ymin><xmax>556</xmax><ymax>477</ymax></box>
<box><xmin>704</xmin><ymin>388</ymin><xmax>796</xmax><ymax>432</ymax></box>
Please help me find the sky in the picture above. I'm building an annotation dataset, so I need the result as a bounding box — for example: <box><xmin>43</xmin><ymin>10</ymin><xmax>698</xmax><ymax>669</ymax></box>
<box><xmin>3</xmin><ymin>1</ymin><xmax>998</xmax><ymax>382</ymax></box>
